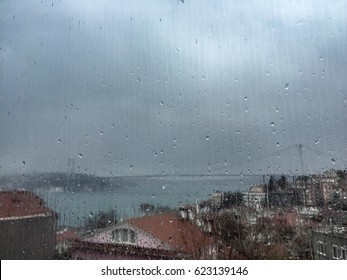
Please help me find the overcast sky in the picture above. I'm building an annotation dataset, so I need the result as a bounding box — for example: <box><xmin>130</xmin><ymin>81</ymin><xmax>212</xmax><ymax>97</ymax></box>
<box><xmin>0</xmin><ymin>0</ymin><xmax>346</xmax><ymax>176</ymax></box>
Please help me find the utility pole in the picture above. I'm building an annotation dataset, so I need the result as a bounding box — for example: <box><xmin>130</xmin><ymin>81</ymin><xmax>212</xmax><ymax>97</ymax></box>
<box><xmin>298</xmin><ymin>144</ymin><xmax>307</xmax><ymax>207</ymax></box>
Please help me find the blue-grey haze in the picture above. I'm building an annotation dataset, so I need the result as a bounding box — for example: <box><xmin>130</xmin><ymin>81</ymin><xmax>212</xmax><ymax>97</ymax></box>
<box><xmin>0</xmin><ymin>0</ymin><xmax>346</xmax><ymax>176</ymax></box>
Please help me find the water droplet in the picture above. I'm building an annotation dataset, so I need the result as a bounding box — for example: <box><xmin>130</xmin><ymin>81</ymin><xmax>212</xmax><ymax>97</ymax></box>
<box><xmin>270</xmin><ymin>122</ymin><xmax>275</xmax><ymax>127</ymax></box>
<box><xmin>205</xmin><ymin>136</ymin><xmax>209</xmax><ymax>141</ymax></box>
<box><xmin>22</xmin><ymin>161</ymin><xmax>25</xmax><ymax>166</ymax></box>
<box><xmin>137</xmin><ymin>77</ymin><xmax>140</xmax><ymax>82</ymax></box>
<box><xmin>284</xmin><ymin>83</ymin><xmax>289</xmax><ymax>90</ymax></box>
<box><xmin>201</xmin><ymin>76</ymin><xmax>206</xmax><ymax>80</ymax></box>
<box><xmin>78</xmin><ymin>153</ymin><xmax>83</xmax><ymax>158</ymax></box>
<box><xmin>130</xmin><ymin>165</ymin><xmax>133</xmax><ymax>170</ymax></box>
<box><xmin>57</xmin><ymin>139</ymin><xmax>62</xmax><ymax>144</ymax></box>
<box><xmin>100</xmin><ymin>131</ymin><xmax>104</xmax><ymax>136</ymax></box>
<box><xmin>319</xmin><ymin>56</ymin><xmax>323</xmax><ymax>61</ymax></box>
<box><xmin>331</xmin><ymin>159</ymin><xmax>336</xmax><ymax>164</ymax></box>
<box><xmin>160</xmin><ymin>101</ymin><xmax>164</xmax><ymax>106</ymax></box>
<box><xmin>195</xmin><ymin>39</ymin><xmax>198</xmax><ymax>43</ymax></box>
<box><xmin>315</xmin><ymin>139</ymin><xmax>320</xmax><ymax>144</ymax></box>
<box><xmin>275</xmin><ymin>108</ymin><xmax>279</xmax><ymax>112</ymax></box>
<box><xmin>244</xmin><ymin>96</ymin><xmax>248</xmax><ymax>101</ymax></box>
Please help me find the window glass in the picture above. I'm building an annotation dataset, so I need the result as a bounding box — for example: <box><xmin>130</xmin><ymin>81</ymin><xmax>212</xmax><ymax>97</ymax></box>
<box><xmin>342</xmin><ymin>247</ymin><xmax>347</xmax><ymax>260</ymax></box>
<box><xmin>332</xmin><ymin>245</ymin><xmax>339</xmax><ymax>259</ymax></box>
<box><xmin>0</xmin><ymin>0</ymin><xmax>346</xmax><ymax>260</ymax></box>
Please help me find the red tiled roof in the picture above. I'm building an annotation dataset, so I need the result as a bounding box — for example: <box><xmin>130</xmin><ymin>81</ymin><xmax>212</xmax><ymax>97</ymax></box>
<box><xmin>0</xmin><ymin>191</ymin><xmax>54</xmax><ymax>220</ymax></box>
<box><xmin>127</xmin><ymin>212</ymin><xmax>215</xmax><ymax>257</ymax></box>
<box><xmin>56</xmin><ymin>228</ymin><xmax>78</xmax><ymax>242</ymax></box>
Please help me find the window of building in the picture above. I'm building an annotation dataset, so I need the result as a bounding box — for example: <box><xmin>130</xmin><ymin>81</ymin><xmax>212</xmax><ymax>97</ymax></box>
<box><xmin>341</xmin><ymin>247</ymin><xmax>347</xmax><ymax>260</ymax></box>
<box><xmin>317</xmin><ymin>241</ymin><xmax>327</xmax><ymax>256</ymax></box>
<box><xmin>113</xmin><ymin>228</ymin><xmax>136</xmax><ymax>244</ymax></box>
<box><xmin>332</xmin><ymin>245</ymin><xmax>339</xmax><ymax>259</ymax></box>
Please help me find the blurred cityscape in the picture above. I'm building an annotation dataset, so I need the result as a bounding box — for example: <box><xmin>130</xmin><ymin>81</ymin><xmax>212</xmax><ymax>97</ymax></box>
<box><xmin>1</xmin><ymin>168</ymin><xmax>346</xmax><ymax>260</ymax></box>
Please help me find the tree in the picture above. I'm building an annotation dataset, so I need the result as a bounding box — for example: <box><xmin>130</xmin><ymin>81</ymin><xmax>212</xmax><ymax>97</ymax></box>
<box><xmin>84</xmin><ymin>209</ymin><xmax>117</xmax><ymax>230</ymax></box>
<box><xmin>139</xmin><ymin>203</ymin><xmax>170</xmax><ymax>215</ymax></box>
<box><xmin>268</xmin><ymin>175</ymin><xmax>276</xmax><ymax>192</ymax></box>
<box><xmin>277</xmin><ymin>175</ymin><xmax>287</xmax><ymax>190</ymax></box>
<box><xmin>217</xmin><ymin>212</ymin><xmax>245</xmax><ymax>244</ymax></box>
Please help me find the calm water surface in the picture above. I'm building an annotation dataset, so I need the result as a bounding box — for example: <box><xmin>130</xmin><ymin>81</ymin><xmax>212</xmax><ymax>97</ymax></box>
<box><xmin>38</xmin><ymin>175</ymin><xmax>263</xmax><ymax>227</ymax></box>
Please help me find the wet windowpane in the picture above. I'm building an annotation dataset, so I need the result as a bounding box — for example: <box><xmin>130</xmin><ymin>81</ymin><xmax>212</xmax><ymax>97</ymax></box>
<box><xmin>0</xmin><ymin>0</ymin><xmax>346</xmax><ymax>260</ymax></box>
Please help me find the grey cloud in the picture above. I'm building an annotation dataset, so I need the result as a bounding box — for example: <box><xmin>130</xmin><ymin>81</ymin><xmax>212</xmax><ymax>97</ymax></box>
<box><xmin>0</xmin><ymin>0</ymin><xmax>346</xmax><ymax>176</ymax></box>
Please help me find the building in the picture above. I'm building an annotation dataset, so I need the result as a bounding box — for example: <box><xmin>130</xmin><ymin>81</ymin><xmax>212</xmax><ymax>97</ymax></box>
<box><xmin>207</xmin><ymin>191</ymin><xmax>224</xmax><ymax>209</ymax></box>
<box><xmin>321</xmin><ymin>175</ymin><xmax>339</xmax><ymax>204</ymax></box>
<box><xmin>72</xmin><ymin>211</ymin><xmax>216</xmax><ymax>260</ymax></box>
<box><xmin>312</xmin><ymin>228</ymin><xmax>347</xmax><ymax>260</ymax></box>
<box><xmin>268</xmin><ymin>190</ymin><xmax>295</xmax><ymax>207</ymax></box>
<box><xmin>0</xmin><ymin>190</ymin><xmax>56</xmax><ymax>259</ymax></box>
<box><xmin>243</xmin><ymin>185</ymin><xmax>266</xmax><ymax>209</ymax></box>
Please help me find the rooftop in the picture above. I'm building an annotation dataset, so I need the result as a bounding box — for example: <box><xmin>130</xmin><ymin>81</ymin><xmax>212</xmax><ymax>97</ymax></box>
<box><xmin>0</xmin><ymin>190</ymin><xmax>54</xmax><ymax>220</ymax></box>
<box><xmin>126</xmin><ymin>212</ymin><xmax>215</xmax><ymax>256</ymax></box>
